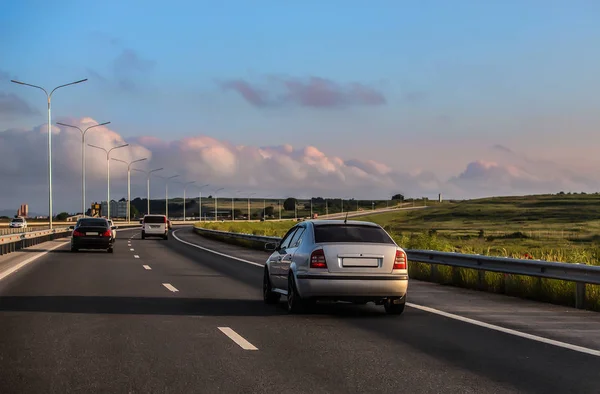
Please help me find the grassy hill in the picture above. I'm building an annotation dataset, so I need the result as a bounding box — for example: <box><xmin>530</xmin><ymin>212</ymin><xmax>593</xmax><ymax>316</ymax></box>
<box><xmin>196</xmin><ymin>193</ymin><xmax>600</xmax><ymax>265</ymax></box>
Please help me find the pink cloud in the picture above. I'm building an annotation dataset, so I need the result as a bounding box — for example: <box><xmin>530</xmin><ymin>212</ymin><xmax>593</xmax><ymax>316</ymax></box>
<box><xmin>219</xmin><ymin>75</ymin><xmax>386</xmax><ymax>108</ymax></box>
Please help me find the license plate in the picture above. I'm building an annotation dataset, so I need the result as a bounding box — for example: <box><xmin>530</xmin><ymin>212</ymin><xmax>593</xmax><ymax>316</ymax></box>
<box><xmin>150</xmin><ymin>225</ymin><xmax>159</xmax><ymax>229</ymax></box>
<box><xmin>342</xmin><ymin>258</ymin><xmax>380</xmax><ymax>267</ymax></box>
<box><xmin>85</xmin><ymin>232</ymin><xmax>98</xmax><ymax>236</ymax></box>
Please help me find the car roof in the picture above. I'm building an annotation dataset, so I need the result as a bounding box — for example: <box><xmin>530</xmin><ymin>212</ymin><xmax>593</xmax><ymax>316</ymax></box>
<box><xmin>305</xmin><ymin>219</ymin><xmax>381</xmax><ymax>227</ymax></box>
<box><xmin>144</xmin><ymin>214</ymin><xmax>166</xmax><ymax>217</ymax></box>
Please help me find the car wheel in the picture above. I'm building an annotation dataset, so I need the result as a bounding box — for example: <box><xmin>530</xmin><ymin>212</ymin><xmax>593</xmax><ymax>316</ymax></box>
<box><xmin>141</xmin><ymin>231</ymin><xmax>145</xmax><ymax>240</ymax></box>
<box><xmin>107</xmin><ymin>247</ymin><xmax>114</xmax><ymax>254</ymax></box>
<box><xmin>71</xmin><ymin>246</ymin><xmax>78</xmax><ymax>253</ymax></box>
<box><xmin>384</xmin><ymin>298</ymin><xmax>406</xmax><ymax>315</ymax></box>
<box><xmin>287</xmin><ymin>273</ymin><xmax>305</xmax><ymax>314</ymax></box>
<box><xmin>163</xmin><ymin>234</ymin><xmax>168</xmax><ymax>240</ymax></box>
<box><xmin>263</xmin><ymin>269</ymin><xmax>281</xmax><ymax>304</ymax></box>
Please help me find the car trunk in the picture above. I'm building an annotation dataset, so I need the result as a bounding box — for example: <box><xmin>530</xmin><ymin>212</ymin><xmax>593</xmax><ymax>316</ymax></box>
<box><xmin>76</xmin><ymin>225</ymin><xmax>109</xmax><ymax>238</ymax></box>
<box><xmin>318</xmin><ymin>243</ymin><xmax>398</xmax><ymax>274</ymax></box>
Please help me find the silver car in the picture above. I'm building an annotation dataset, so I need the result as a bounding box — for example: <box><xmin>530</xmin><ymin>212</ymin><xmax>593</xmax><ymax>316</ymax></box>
<box><xmin>263</xmin><ymin>219</ymin><xmax>409</xmax><ymax>314</ymax></box>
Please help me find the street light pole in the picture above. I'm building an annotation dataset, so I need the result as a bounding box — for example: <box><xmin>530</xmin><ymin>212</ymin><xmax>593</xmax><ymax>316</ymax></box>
<box><xmin>214</xmin><ymin>188</ymin><xmax>224</xmax><ymax>221</ymax></box>
<box><xmin>247</xmin><ymin>193</ymin><xmax>256</xmax><ymax>221</ymax></box>
<box><xmin>112</xmin><ymin>157</ymin><xmax>147</xmax><ymax>223</ymax></box>
<box><xmin>181</xmin><ymin>181</ymin><xmax>196</xmax><ymax>222</ymax></box>
<box><xmin>133</xmin><ymin>168</ymin><xmax>163</xmax><ymax>215</ymax></box>
<box><xmin>88</xmin><ymin>143</ymin><xmax>129</xmax><ymax>219</ymax></box>
<box><xmin>156</xmin><ymin>175</ymin><xmax>179</xmax><ymax>219</ymax></box>
<box><xmin>194</xmin><ymin>184</ymin><xmax>209</xmax><ymax>221</ymax></box>
<box><xmin>57</xmin><ymin>121</ymin><xmax>110</xmax><ymax>217</ymax></box>
<box><xmin>11</xmin><ymin>78</ymin><xmax>87</xmax><ymax>228</ymax></box>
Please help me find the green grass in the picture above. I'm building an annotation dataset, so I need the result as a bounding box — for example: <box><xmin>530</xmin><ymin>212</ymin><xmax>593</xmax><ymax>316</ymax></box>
<box><xmin>194</xmin><ymin>192</ymin><xmax>600</xmax><ymax>312</ymax></box>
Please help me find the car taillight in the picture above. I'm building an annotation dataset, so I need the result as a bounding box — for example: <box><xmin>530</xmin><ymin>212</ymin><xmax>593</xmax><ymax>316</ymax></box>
<box><xmin>310</xmin><ymin>249</ymin><xmax>327</xmax><ymax>269</ymax></box>
<box><xmin>102</xmin><ymin>229</ymin><xmax>112</xmax><ymax>237</ymax></box>
<box><xmin>164</xmin><ymin>217</ymin><xmax>168</xmax><ymax>223</ymax></box>
<box><xmin>73</xmin><ymin>230</ymin><xmax>84</xmax><ymax>237</ymax></box>
<box><xmin>394</xmin><ymin>250</ymin><xmax>407</xmax><ymax>270</ymax></box>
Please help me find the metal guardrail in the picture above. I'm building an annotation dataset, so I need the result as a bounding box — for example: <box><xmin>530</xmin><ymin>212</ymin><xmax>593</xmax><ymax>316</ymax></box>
<box><xmin>0</xmin><ymin>227</ymin><xmax>71</xmax><ymax>256</ymax></box>
<box><xmin>193</xmin><ymin>226</ymin><xmax>600</xmax><ymax>309</ymax></box>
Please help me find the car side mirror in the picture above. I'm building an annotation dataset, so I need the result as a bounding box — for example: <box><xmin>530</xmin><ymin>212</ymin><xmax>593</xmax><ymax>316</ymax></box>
<box><xmin>69</xmin><ymin>226</ymin><xmax>74</xmax><ymax>230</ymax></box>
<box><xmin>264</xmin><ymin>242</ymin><xmax>278</xmax><ymax>252</ymax></box>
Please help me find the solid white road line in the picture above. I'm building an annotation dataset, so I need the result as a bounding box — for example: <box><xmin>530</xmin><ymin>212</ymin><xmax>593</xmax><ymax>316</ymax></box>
<box><xmin>134</xmin><ymin>255</ymin><xmax>140</xmax><ymax>259</ymax></box>
<box><xmin>162</xmin><ymin>283</ymin><xmax>179</xmax><ymax>292</ymax></box>
<box><xmin>407</xmin><ymin>303</ymin><xmax>600</xmax><ymax>357</ymax></box>
<box><xmin>218</xmin><ymin>327</ymin><xmax>258</xmax><ymax>350</ymax></box>
<box><xmin>171</xmin><ymin>229</ymin><xmax>263</xmax><ymax>267</ymax></box>
<box><xmin>143</xmin><ymin>265</ymin><xmax>152</xmax><ymax>270</ymax></box>
<box><xmin>172</xmin><ymin>228</ymin><xmax>600</xmax><ymax>358</ymax></box>
<box><xmin>0</xmin><ymin>240</ymin><xmax>70</xmax><ymax>281</ymax></box>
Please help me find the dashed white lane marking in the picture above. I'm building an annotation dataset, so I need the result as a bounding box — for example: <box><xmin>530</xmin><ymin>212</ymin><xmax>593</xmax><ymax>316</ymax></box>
<box><xmin>130</xmin><ymin>248</ymin><xmax>134</xmax><ymax>251</ymax></box>
<box><xmin>134</xmin><ymin>255</ymin><xmax>140</xmax><ymax>259</ymax></box>
<box><xmin>172</xmin><ymin>228</ymin><xmax>600</xmax><ymax>358</ymax></box>
<box><xmin>218</xmin><ymin>327</ymin><xmax>258</xmax><ymax>350</ymax></box>
<box><xmin>143</xmin><ymin>265</ymin><xmax>152</xmax><ymax>270</ymax></box>
<box><xmin>162</xmin><ymin>283</ymin><xmax>179</xmax><ymax>292</ymax></box>
<box><xmin>407</xmin><ymin>303</ymin><xmax>600</xmax><ymax>357</ymax></box>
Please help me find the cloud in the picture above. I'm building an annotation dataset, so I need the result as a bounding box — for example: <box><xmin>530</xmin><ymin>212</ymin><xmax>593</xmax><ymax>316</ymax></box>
<box><xmin>0</xmin><ymin>92</ymin><xmax>39</xmax><ymax>119</ymax></box>
<box><xmin>113</xmin><ymin>48</ymin><xmax>156</xmax><ymax>91</ymax></box>
<box><xmin>86</xmin><ymin>48</ymin><xmax>155</xmax><ymax>92</ymax></box>
<box><xmin>2</xmin><ymin>118</ymin><xmax>599</xmax><ymax>212</ymax></box>
<box><xmin>219</xmin><ymin>76</ymin><xmax>386</xmax><ymax>108</ymax></box>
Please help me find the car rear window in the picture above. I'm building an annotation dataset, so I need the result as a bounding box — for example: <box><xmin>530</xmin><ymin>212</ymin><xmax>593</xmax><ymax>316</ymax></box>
<box><xmin>144</xmin><ymin>216</ymin><xmax>166</xmax><ymax>223</ymax></box>
<box><xmin>313</xmin><ymin>224</ymin><xmax>395</xmax><ymax>244</ymax></box>
<box><xmin>11</xmin><ymin>218</ymin><xmax>23</xmax><ymax>222</ymax></box>
<box><xmin>78</xmin><ymin>219</ymin><xmax>108</xmax><ymax>227</ymax></box>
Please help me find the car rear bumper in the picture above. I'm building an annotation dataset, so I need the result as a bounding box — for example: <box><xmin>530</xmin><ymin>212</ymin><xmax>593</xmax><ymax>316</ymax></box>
<box><xmin>72</xmin><ymin>237</ymin><xmax>112</xmax><ymax>249</ymax></box>
<box><xmin>295</xmin><ymin>273</ymin><xmax>408</xmax><ymax>299</ymax></box>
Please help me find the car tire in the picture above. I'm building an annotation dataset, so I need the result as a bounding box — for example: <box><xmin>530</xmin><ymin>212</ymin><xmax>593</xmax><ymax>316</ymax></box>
<box><xmin>163</xmin><ymin>233</ymin><xmax>168</xmax><ymax>240</ymax></box>
<box><xmin>71</xmin><ymin>246</ymin><xmax>78</xmax><ymax>253</ymax></box>
<box><xmin>287</xmin><ymin>273</ymin><xmax>306</xmax><ymax>314</ymax></box>
<box><xmin>141</xmin><ymin>231</ymin><xmax>146</xmax><ymax>240</ymax></box>
<box><xmin>263</xmin><ymin>269</ymin><xmax>281</xmax><ymax>304</ymax></box>
<box><xmin>384</xmin><ymin>298</ymin><xmax>406</xmax><ymax>315</ymax></box>
<box><xmin>107</xmin><ymin>247</ymin><xmax>114</xmax><ymax>254</ymax></box>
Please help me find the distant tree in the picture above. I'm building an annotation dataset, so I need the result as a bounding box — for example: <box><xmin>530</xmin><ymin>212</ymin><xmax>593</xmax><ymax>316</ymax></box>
<box><xmin>130</xmin><ymin>204</ymin><xmax>140</xmax><ymax>218</ymax></box>
<box><xmin>558</xmin><ymin>191</ymin><xmax>565</xmax><ymax>195</ymax></box>
<box><xmin>391</xmin><ymin>194</ymin><xmax>404</xmax><ymax>201</ymax></box>
<box><xmin>265</xmin><ymin>206</ymin><xmax>275</xmax><ymax>216</ymax></box>
<box><xmin>283</xmin><ymin>198</ymin><xmax>297</xmax><ymax>211</ymax></box>
<box><xmin>207</xmin><ymin>195</ymin><xmax>213</xmax><ymax>199</ymax></box>
<box><xmin>55</xmin><ymin>212</ymin><xmax>69</xmax><ymax>221</ymax></box>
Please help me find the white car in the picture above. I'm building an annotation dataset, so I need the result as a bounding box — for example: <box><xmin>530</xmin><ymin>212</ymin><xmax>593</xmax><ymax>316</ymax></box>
<box><xmin>107</xmin><ymin>219</ymin><xmax>117</xmax><ymax>240</ymax></box>
<box><xmin>9</xmin><ymin>217</ymin><xmax>27</xmax><ymax>229</ymax></box>
<box><xmin>140</xmin><ymin>214</ymin><xmax>169</xmax><ymax>240</ymax></box>
<box><xmin>263</xmin><ymin>219</ymin><xmax>409</xmax><ymax>314</ymax></box>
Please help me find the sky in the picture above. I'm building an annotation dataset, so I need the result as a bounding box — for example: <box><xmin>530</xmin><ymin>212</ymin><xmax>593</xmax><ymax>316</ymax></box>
<box><xmin>2</xmin><ymin>0</ymin><xmax>600</xmax><ymax>214</ymax></box>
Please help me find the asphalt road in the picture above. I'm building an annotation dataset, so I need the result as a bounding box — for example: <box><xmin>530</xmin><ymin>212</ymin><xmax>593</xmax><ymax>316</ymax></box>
<box><xmin>0</xmin><ymin>227</ymin><xmax>599</xmax><ymax>393</ymax></box>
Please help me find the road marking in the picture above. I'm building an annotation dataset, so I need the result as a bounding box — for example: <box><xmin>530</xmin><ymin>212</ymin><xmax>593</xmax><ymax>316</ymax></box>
<box><xmin>406</xmin><ymin>303</ymin><xmax>600</xmax><ymax>357</ymax></box>
<box><xmin>218</xmin><ymin>327</ymin><xmax>258</xmax><ymax>350</ymax></box>
<box><xmin>143</xmin><ymin>265</ymin><xmax>152</xmax><ymax>270</ymax></box>
<box><xmin>134</xmin><ymin>255</ymin><xmax>140</xmax><ymax>259</ymax></box>
<box><xmin>130</xmin><ymin>248</ymin><xmax>134</xmax><ymax>251</ymax></box>
<box><xmin>0</xmin><ymin>241</ymin><xmax>70</xmax><ymax>281</ymax></box>
<box><xmin>173</xmin><ymin>228</ymin><xmax>600</xmax><ymax>358</ymax></box>
<box><xmin>171</xmin><ymin>229</ymin><xmax>264</xmax><ymax>267</ymax></box>
<box><xmin>162</xmin><ymin>283</ymin><xmax>179</xmax><ymax>292</ymax></box>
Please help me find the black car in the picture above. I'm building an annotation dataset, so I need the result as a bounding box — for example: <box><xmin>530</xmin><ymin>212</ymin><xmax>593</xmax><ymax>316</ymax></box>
<box><xmin>70</xmin><ymin>218</ymin><xmax>116</xmax><ymax>253</ymax></box>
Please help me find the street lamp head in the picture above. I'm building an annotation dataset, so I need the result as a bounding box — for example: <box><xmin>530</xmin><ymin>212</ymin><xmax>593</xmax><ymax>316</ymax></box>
<box><xmin>97</xmin><ymin>121</ymin><xmax>111</xmax><ymax>127</ymax></box>
<box><xmin>10</xmin><ymin>80</ymin><xmax>25</xmax><ymax>85</ymax></box>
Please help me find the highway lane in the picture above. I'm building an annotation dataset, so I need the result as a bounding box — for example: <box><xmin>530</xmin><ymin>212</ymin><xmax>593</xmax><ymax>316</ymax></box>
<box><xmin>0</xmin><ymin>228</ymin><xmax>599</xmax><ymax>393</ymax></box>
